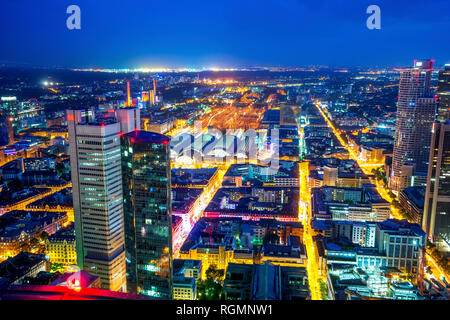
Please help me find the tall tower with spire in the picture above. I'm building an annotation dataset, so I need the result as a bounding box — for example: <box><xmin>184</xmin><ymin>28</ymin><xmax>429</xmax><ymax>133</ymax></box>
<box><xmin>152</xmin><ymin>79</ymin><xmax>157</xmax><ymax>104</ymax></box>
<box><xmin>126</xmin><ymin>81</ymin><xmax>132</xmax><ymax>107</ymax></box>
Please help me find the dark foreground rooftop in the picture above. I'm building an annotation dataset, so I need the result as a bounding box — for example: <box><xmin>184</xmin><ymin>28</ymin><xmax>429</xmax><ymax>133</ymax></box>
<box><xmin>0</xmin><ymin>284</ymin><xmax>153</xmax><ymax>300</ymax></box>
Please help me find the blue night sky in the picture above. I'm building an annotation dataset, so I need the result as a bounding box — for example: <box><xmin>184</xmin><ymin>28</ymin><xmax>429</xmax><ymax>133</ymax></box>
<box><xmin>1</xmin><ymin>0</ymin><xmax>449</xmax><ymax>68</ymax></box>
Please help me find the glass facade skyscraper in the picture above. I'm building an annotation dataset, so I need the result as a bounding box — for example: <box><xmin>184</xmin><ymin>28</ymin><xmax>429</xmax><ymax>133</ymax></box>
<box><xmin>390</xmin><ymin>60</ymin><xmax>436</xmax><ymax>193</ymax></box>
<box><xmin>0</xmin><ymin>112</ymin><xmax>10</xmax><ymax>146</ymax></box>
<box><xmin>423</xmin><ymin>121</ymin><xmax>450</xmax><ymax>255</ymax></box>
<box><xmin>437</xmin><ymin>64</ymin><xmax>450</xmax><ymax>121</ymax></box>
<box><xmin>121</xmin><ymin>130</ymin><xmax>173</xmax><ymax>299</ymax></box>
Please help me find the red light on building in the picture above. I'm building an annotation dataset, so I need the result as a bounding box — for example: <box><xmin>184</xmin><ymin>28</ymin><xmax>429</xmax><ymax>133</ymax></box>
<box><xmin>67</xmin><ymin>278</ymin><xmax>81</xmax><ymax>292</ymax></box>
<box><xmin>67</xmin><ymin>114</ymin><xmax>75</xmax><ymax>121</ymax></box>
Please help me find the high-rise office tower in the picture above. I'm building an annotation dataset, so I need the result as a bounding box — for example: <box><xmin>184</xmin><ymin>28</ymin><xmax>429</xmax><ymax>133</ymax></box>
<box><xmin>437</xmin><ymin>64</ymin><xmax>450</xmax><ymax>121</ymax></box>
<box><xmin>0</xmin><ymin>112</ymin><xmax>9</xmax><ymax>147</ymax></box>
<box><xmin>67</xmin><ymin>107</ymin><xmax>140</xmax><ymax>292</ymax></box>
<box><xmin>121</xmin><ymin>130</ymin><xmax>173</xmax><ymax>299</ymax></box>
<box><xmin>423</xmin><ymin>121</ymin><xmax>450</xmax><ymax>255</ymax></box>
<box><xmin>1</xmin><ymin>96</ymin><xmax>18</xmax><ymax>141</ymax></box>
<box><xmin>116</xmin><ymin>107</ymin><xmax>141</xmax><ymax>134</ymax></box>
<box><xmin>390</xmin><ymin>60</ymin><xmax>437</xmax><ymax>193</ymax></box>
<box><xmin>0</xmin><ymin>112</ymin><xmax>14</xmax><ymax>146</ymax></box>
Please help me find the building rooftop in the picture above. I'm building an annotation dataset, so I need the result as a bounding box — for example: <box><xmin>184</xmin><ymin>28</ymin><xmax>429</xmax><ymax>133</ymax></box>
<box><xmin>173</xmin><ymin>259</ymin><xmax>202</xmax><ymax>276</ymax></box>
<box><xmin>0</xmin><ymin>284</ymin><xmax>152</xmax><ymax>300</ymax></box>
<box><xmin>0</xmin><ymin>252</ymin><xmax>46</xmax><ymax>285</ymax></box>
<box><xmin>181</xmin><ymin>217</ymin><xmax>304</xmax><ymax>253</ymax></box>
<box><xmin>172</xmin><ymin>168</ymin><xmax>217</xmax><ymax>186</ymax></box>
<box><xmin>172</xmin><ymin>188</ymin><xmax>203</xmax><ymax>214</ymax></box>
<box><xmin>0</xmin><ymin>188</ymin><xmax>50</xmax><ymax>207</ymax></box>
<box><xmin>27</xmin><ymin>188</ymin><xmax>73</xmax><ymax>209</ymax></box>
<box><xmin>124</xmin><ymin>130</ymin><xmax>170</xmax><ymax>145</ymax></box>
<box><xmin>400</xmin><ymin>186</ymin><xmax>425</xmax><ymax>210</ymax></box>
<box><xmin>204</xmin><ymin>187</ymin><xmax>299</xmax><ymax>219</ymax></box>
<box><xmin>50</xmin><ymin>270</ymin><xmax>98</xmax><ymax>288</ymax></box>
<box><xmin>48</xmin><ymin>223</ymin><xmax>75</xmax><ymax>242</ymax></box>
<box><xmin>0</xmin><ymin>210</ymin><xmax>67</xmax><ymax>241</ymax></box>
<box><xmin>378</xmin><ymin>219</ymin><xmax>426</xmax><ymax>238</ymax></box>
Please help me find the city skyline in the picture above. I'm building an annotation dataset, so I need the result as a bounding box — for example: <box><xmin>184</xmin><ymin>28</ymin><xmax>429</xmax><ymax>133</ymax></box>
<box><xmin>1</xmin><ymin>56</ymin><xmax>449</xmax><ymax>302</ymax></box>
<box><xmin>0</xmin><ymin>0</ymin><xmax>449</xmax><ymax>306</ymax></box>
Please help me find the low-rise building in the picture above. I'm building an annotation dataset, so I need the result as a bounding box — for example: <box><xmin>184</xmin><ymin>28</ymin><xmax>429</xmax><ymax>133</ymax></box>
<box><xmin>45</xmin><ymin>223</ymin><xmax>76</xmax><ymax>266</ymax></box>
<box><xmin>23</xmin><ymin>157</ymin><xmax>57</xmax><ymax>171</ymax></box>
<box><xmin>261</xmin><ymin>236</ymin><xmax>306</xmax><ymax>267</ymax></box>
<box><xmin>311</xmin><ymin>185</ymin><xmax>390</xmax><ymax>222</ymax></box>
<box><xmin>173</xmin><ymin>259</ymin><xmax>202</xmax><ymax>281</ymax></box>
<box><xmin>328</xmin><ymin>265</ymin><xmax>423</xmax><ymax>300</ymax></box>
<box><xmin>223</xmin><ymin>262</ymin><xmax>309</xmax><ymax>300</ymax></box>
<box><xmin>356</xmin><ymin>219</ymin><xmax>426</xmax><ymax>276</ymax></box>
<box><xmin>172</xmin><ymin>259</ymin><xmax>202</xmax><ymax>300</ymax></box>
<box><xmin>0</xmin><ymin>252</ymin><xmax>47</xmax><ymax>285</ymax></box>
<box><xmin>0</xmin><ymin>210</ymin><xmax>67</xmax><ymax>259</ymax></box>
<box><xmin>399</xmin><ymin>186</ymin><xmax>425</xmax><ymax>224</ymax></box>
<box><xmin>179</xmin><ymin>218</ymin><xmax>304</xmax><ymax>275</ymax></box>
<box><xmin>173</xmin><ymin>276</ymin><xmax>196</xmax><ymax>300</ymax></box>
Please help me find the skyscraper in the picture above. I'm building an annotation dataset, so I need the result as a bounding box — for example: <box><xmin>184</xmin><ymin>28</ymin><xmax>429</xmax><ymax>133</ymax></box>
<box><xmin>1</xmin><ymin>96</ymin><xmax>18</xmax><ymax>142</ymax></box>
<box><xmin>67</xmin><ymin>107</ymin><xmax>140</xmax><ymax>292</ymax></box>
<box><xmin>423</xmin><ymin>121</ymin><xmax>450</xmax><ymax>255</ymax></box>
<box><xmin>121</xmin><ymin>130</ymin><xmax>173</xmax><ymax>299</ymax></box>
<box><xmin>0</xmin><ymin>112</ymin><xmax>11</xmax><ymax>146</ymax></box>
<box><xmin>437</xmin><ymin>64</ymin><xmax>450</xmax><ymax>121</ymax></box>
<box><xmin>390</xmin><ymin>60</ymin><xmax>437</xmax><ymax>193</ymax></box>
<box><xmin>116</xmin><ymin>107</ymin><xmax>141</xmax><ymax>134</ymax></box>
